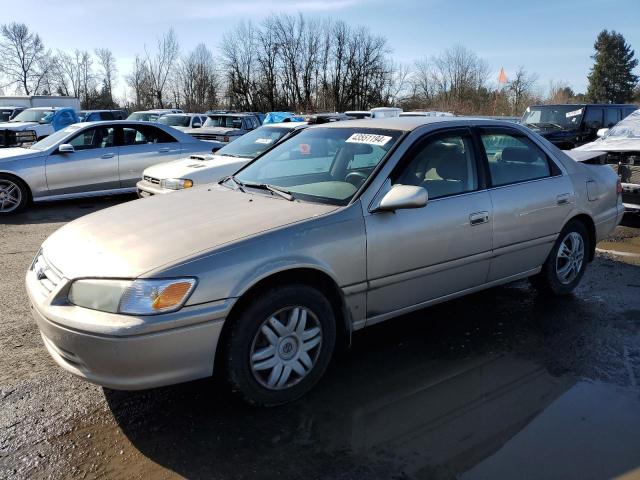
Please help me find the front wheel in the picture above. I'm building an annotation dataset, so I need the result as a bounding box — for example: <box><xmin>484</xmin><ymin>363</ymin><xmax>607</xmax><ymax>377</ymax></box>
<box><xmin>0</xmin><ymin>175</ymin><xmax>29</xmax><ymax>215</ymax></box>
<box><xmin>222</xmin><ymin>285</ymin><xmax>336</xmax><ymax>406</ymax></box>
<box><xmin>531</xmin><ymin>220</ymin><xmax>589</xmax><ymax>295</ymax></box>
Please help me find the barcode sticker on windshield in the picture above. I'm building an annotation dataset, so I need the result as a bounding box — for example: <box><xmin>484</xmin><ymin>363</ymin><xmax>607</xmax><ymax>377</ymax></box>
<box><xmin>254</xmin><ymin>138</ymin><xmax>273</xmax><ymax>144</ymax></box>
<box><xmin>566</xmin><ymin>108</ymin><xmax>583</xmax><ymax>118</ymax></box>
<box><xmin>346</xmin><ymin>133</ymin><xmax>392</xmax><ymax>146</ymax></box>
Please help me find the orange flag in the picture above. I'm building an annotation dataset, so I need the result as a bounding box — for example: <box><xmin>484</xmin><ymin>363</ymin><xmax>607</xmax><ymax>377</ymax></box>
<box><xmin>498</xmin><ymin>67</ymin><xmax>508</xmax><ymax>84</ymax></box>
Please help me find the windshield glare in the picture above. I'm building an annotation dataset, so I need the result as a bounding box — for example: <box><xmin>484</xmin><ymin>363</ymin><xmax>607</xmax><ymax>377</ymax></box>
<box><xmin>127</xmin><ymin>112</ymin><xmax>158</xmax><ymax>122</ymax></box>
<box><xmin>159</xmin><ymin>115</ymin><xmax>191</xmax><ymax>127</ymax></box>
<box><xmin>12</xmin><ymin>109</ymin><xmax>53</xmax><ymax>123</ymax></box>
<box><xmin>204</xmin><ymin>115</ymin><xmax>243</xmax><ymax>129</ymax></box>
<box><xmin>521</xmin><ymin>106</ymin><xmax>583</xmax><ymax>129</ymax></box>
<box><xmin>603</xmin><ymin>110</ymin><xmax>640</xmax><ymax>138</ymax></box>
<box><xmin>217</xmin><ymin>126</ymin><xmax>295</xmax><ymax>159</ymax></box>
<box><xmin>234</xmin><ymin>127</ymin><xmax>402</xmax><ymax>205</ymax></box>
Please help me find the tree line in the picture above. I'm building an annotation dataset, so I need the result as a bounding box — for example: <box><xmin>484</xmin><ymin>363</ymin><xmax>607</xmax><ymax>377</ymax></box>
<box><xmin>0</xmin><ymin>16</ymin><xmax>637</xmax><ymax>115</ymax></box>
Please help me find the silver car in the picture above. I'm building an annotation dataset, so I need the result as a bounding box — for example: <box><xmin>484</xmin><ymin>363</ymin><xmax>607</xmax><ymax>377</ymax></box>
<box><xmin>26</xmin><ymin>117</ymin><xmax>623</xmax><ymax>406</ymax></box>
<box><xmin>0</xmin><ymin>120</ymin><xmax>220</xmax><ymax>214</ymax></box>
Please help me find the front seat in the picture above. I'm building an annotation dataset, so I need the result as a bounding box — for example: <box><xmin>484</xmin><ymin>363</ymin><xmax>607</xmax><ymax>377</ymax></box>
<box><xmin>422</xmin><ymin>146</ymin><xmax>468</xmax><ymax>198</ymax></box>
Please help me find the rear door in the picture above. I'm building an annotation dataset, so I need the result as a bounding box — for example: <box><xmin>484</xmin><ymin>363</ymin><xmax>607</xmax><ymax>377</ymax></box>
<box><xmin>476</xmin><ymin>126</ymin><xmax>574</xmax><ymax>281</ymax></box>
<box><xmin>45</xmin><ymin>126</ymin><xmax>119</xmax><ymax>196</ymax></box>
<box><xmin>116</xmin><ymin>124</ymin><xmax>182</xmax><ymax>187</ymax></box>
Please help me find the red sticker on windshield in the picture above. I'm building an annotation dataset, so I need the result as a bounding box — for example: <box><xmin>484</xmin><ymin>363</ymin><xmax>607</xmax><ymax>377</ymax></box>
<box><xmin>299</xmin><ymin>143</ymin><xmax>311</xmax><ymax>155</ymax></box>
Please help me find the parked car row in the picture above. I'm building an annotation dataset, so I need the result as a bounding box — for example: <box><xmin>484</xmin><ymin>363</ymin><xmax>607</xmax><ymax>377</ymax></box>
<box><xmin>22</xmin><ymin>114</ymin><xmax>623</xmax><ymax>407</ymax></box>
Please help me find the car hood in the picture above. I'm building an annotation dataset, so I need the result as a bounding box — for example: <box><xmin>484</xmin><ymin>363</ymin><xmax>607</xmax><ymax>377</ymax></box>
<box><xmin>0</xmin><ymin>147</ymin><xmax>43</xmax><ymax>162</ymax></box>
<box><xmin>144</xmin><ymin>154</ymin><xmax>249</xmax><ymax>181</ymax></box>
<box><xmin>42</xmin><ymin>185</ymin><xmax>338</xmax><ymax>279</ymax></box>
<box><xmin>0</xmin><ymin>121</ymin><xmax>37</xmax><ymax>131</ymax></box>
<box><xmin>186</xmin><ymin>127</ymin><xmax>239</xmax><ymax>136</ymax></box>
<box><xmin>574</xmin><ymin>136</ymin><xmax>640</xmax><ymax>153</ymax></box>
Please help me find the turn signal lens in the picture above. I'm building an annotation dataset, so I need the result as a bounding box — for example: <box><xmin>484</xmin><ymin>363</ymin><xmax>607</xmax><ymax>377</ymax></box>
<box><xmin>223</xmin><ymin>136</ymin><xmax>229</xmax><ymax>142</ymax></box>
<box><xmin>152</xmin><ymin>281</ymin><xmax>193</xmax><ymax>310</ymax></box>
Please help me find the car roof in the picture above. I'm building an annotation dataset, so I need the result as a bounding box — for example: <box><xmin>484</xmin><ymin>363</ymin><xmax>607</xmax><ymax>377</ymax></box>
<box><xmin>207</xmin><ymin>112</ymin><xmax>254</xmax><ymax>117</ymax></box>
<box><xmin>313</xmin><ymin>116</ymin><xmax>524</xmax><ymax>131</ymax></box>
<box><xmin>528</xmin><ymin>103</ymin><xmax>637</xmax><ymax>108</ymax></box>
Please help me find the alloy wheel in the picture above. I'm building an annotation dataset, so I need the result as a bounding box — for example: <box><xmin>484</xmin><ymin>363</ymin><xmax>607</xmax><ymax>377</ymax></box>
<box><xmin>555</xmin><ymin>231</ymin><xmax>585</xmax><ymax>285</ymax></box>
<box><xmin>0</xmin><ymin>179</ymin><xmax>22</xmax><ymax>213</ymax></box>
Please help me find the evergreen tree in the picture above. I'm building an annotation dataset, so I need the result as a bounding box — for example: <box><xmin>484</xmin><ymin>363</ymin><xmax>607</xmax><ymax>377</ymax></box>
<box><xmin>586</xmin><ymin>30</ymin><xmax>638</xmax><ymax>103</ymax></box>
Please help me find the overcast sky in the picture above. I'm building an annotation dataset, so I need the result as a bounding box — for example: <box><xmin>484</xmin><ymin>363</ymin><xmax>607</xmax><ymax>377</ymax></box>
<box><xmin>4</xmin><ymin>0</ymin><xmax>640</xmax><ymax>99</ymax></box>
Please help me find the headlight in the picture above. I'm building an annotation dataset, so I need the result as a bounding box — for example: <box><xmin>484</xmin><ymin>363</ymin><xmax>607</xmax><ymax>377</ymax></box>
<box><xmin>160</xmin><ymin>178</ymin><xmax>193</xmax><ymax>190</ymax></box>
<box><xmin>68</xmin><ymin>278</ymin><xmax>197</xmax><ymax>315</ymax></box>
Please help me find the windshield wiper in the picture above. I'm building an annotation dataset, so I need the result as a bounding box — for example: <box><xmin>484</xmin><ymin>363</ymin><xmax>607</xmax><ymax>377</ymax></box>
<box><xmin>241</xmin><ymin>181</ymin><xmax>295</xmax><ymax>201</ymax></box>
<box><xmin>220</xmin><ymin>175</ymin><xmax>245</xmax><ymax>192</ymax></box>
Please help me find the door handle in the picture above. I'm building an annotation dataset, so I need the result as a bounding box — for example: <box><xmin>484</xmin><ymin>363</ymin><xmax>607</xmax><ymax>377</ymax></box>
<box><xmin>469</xmin><ymin>211</ymin><xmax>490</xmax><ymax>226</ymax></box>
<box><xmin>101</xmin><ymin>153</ymin><xmax>115</xmax><ymax>159</ymax></box>
<box><xmin>158</xmin><ymin>147</ymin><xmax>170</xmax><ymax>153</ymax></box>
<box><xmin>556</xmin><ymin>193</ymin><xmax>571</xmax><ymax>205</ymax></box>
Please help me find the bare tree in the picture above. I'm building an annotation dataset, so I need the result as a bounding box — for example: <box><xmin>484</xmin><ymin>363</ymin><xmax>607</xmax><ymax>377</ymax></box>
<box><xmin>144</xmin><ymin>29</ymin><xmax>180</xmax><ymax>108</ymax></box>
<box><xmin>0</xmin><ymin>22</ymin><xmax>49</xmax><ymax>94</ymax></box>
<box><xmin>126</xmin><ymin>55</ymin><xmax>154</xmax><ymax>109</ymax></box>
<box><xmin>507</xmin><ymin>66</ymin><xmax>538</xmax><ymax>115</ymax></box>
<box><xmin>95</xmin><ymin>48</ymin><xmax>118</xmax><ymax>106</ymax></box>
<box><xmin>179</xmin><ymin>44</ymin><xmax>219</xmax><ymax>112</ymax></box>
<box><xmin>221</xmin><ymin>21</ymin><xmax>257</xmax><ymax>110</ymax></box>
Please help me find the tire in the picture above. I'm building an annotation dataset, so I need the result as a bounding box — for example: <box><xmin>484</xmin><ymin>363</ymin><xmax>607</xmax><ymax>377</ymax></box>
<box><xmin>530</xmin><ymin>220</ymin><xmax>589</xmax><ymax>295</ymax></box>
<box><xmin>0</xmin><ymin>174</ymin><xmax>29</xmax><ymax>215</ymax></box>
<box><xmin>222</xmin><ymin>284</ymin><xmax>336</xmax><ymax>406</ymax></box>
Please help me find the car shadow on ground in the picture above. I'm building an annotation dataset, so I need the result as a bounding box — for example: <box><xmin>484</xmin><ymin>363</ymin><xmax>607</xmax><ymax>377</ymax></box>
<box><xmin>103</xmin><ymin>279</ymin><xmax>630</xmax><ymax>479</ymax></box>
<box><xmin>0</xmin><ymin>194</ymin><xmax>137</xmax><ymax>226</ymax></box>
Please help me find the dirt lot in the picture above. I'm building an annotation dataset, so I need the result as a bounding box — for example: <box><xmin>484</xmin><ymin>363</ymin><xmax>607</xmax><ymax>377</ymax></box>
<box><xmin>1</xmin><ymin>198</ymin><xmax>640</xmax><ymax>480</ymax></box>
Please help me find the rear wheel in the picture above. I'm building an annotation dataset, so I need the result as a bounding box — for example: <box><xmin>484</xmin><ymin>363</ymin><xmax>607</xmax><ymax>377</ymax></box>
<box><xmin>0</xmin><ymin>175</ymin><xmax>29</xmax><ymax>215</ymax></box>
<box><xmin>531</xmin><ymin>220</ymin><xmax>589</xmax><ymax>295</ymax></box>
<box><xmin>222</xmin><ymin>285</ymin><xmax>336</xmax><ymax>406</ymax></box>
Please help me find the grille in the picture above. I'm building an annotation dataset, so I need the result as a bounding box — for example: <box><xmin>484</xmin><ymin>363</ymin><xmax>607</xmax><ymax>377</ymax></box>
<box><xmin>143</xmin><ymin>175</ymin><xmax>160</xmax><ymax>185</ymax></box>
<box><xmin>191</xmin><ymin>133</ymin><xmax>223</xmax><ymax>141</ymax></box>
<box><xmin>32</xmin><ymin>253</ymin><xmax>63</xmax><ymax>294</ymax></box>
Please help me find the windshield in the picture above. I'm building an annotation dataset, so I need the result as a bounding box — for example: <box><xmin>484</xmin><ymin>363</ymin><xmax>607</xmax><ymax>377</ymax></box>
<box><xmin>127</xmin><ymin>112</ymin><xmax>158</xmax><ymax>122</ymax></box>
<box><xmin>233</xmin><ymin>127</ymin><xmax>402</xmax><ymax>205</ymax></box>
<box><xmin>30</xmin><ymin>125</ymin><xmax>83</xmax><ymax>150</ymax></box>
<box><xmin>603</xmin><ymin>110</ymin><xmax>640</xmax><ymax>139</ymax></box>
<box><xmin>158</xmin><ymin>115</ymin><xmax>191</xmax><ymax>127</ymax></box>
<box><xmin>204</xmin><ymin>115</ymin><xmax>243</xmax><ymax>129</ymax></box>
<box><xmin>11</xmin><ymin>109</ymin><xmax>53</xmax><ymax>123</ymax></box>
<box><xmin>217</xmin><ymin>126</ymin><xmax>297</xmax><ymax>159</ymax></box>
<box><xmin>521</xmin><ymin>106</ymin><xmax>584</xmax><ymax>129</ymax></box>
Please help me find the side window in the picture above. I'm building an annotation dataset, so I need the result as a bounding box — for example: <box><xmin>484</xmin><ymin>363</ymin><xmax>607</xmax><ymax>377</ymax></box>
<box><xmin>480</xmin><ymin>131</ymin><xmax>552</xmax><ymax>187</ymax></box>
<box><xmin>69</xmin><ymin>127</ymin><xmax>115</xmax><ymax>151</ymax></box>
<box><xmin>624</xmin><ymin>107</ymin><xmax>636</xmax><ymax>118</ymax></box>
<box><xmin>99</xmin><ymin>112</ymin><xmax>114</xmax><ymax>120</ymax></box>
<box><xmin>394</xmin><ymin>133</ymin><xmax>478</xmax><ymax>200</ymax></box>
<box><xmin>583</xmin><ymin>108</ymin><xmax>603</xmax><ymax>129</ymax></box>
<box><xmin>122</xmin><ymin>125</ymin><xmax>177</xmax><ymax>145</ymax></box>
<box><xmin>605</xmin><ymin>108</ymin><xmax>620</xmax><ymax>128</ymax></box>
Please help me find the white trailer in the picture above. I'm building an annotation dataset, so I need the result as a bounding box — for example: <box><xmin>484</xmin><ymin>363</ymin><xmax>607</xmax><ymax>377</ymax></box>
<box><xmin>0</xmin><ymin>95</ymin><xmax>80</xmax><ymax>110</ymax></box>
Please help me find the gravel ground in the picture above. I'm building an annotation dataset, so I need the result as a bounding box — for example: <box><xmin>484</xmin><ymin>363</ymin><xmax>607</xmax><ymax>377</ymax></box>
<box><xmin>1</xmin><ymin>198</ymin><xmax>640</xmax><ymax>480</ymax></box>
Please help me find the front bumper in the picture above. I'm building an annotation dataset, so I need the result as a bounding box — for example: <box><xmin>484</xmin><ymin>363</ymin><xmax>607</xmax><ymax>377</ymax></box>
<box><xmin>26</xmin><ymin>267</ymin><xmax>229</xmax><ymax>390</ymax></box>
<box><xmin>136</xmin><ymin>179</ymin><xmax>172</xmax><ymax>197</ymax></box>
<box><xmin>622</xmin><ymin>183</ymin><xmax>640</xmax><ymax>214</ymax></box>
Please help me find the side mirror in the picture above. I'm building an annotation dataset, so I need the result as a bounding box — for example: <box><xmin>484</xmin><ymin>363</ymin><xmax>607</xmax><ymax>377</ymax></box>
<box><xmin>597</xmin><ymin>128</ymin><xmax>609</xmax><ymax>138</ymax></box>
<box><xmin>376</xmin><ymin>184</ymin><xmax>428</xmax><ymax>212</ymax></box>
<box><xmin>192</xmin><ymin>122</ymin><xmax>201</xmax><ymax>129</ymax></box>
<box><xmin>58</xmin><ymin>144</ymin><xmax>75</xmax><ymax>153</ymax></box>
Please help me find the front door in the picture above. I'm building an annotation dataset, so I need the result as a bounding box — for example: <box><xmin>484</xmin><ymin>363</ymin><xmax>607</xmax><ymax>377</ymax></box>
<box><xmin>45</xmin><ymin>126</ymin><xmax>119</xmax><ymax>196</ymax></box>
<box><xmin>364</xmin><ymin>129</ymin><xmax>493</xmax><ymax>319</ymax></box>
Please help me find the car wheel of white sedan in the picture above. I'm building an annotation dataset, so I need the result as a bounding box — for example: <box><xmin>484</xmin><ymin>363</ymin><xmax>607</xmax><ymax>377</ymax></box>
<box><xmin>531</xmin><ymin>220</ymin><xmax>589</xmax><ymax>295</ymax></box>
<box><xmin>0</xmin><ymin>175</ymin><xmax>28</xmax><ymax>215</ymax></box>
<box><xmin>223</xmin><ymin>284</ymin><xmax>336</xmax><ymax>406</ymax></box>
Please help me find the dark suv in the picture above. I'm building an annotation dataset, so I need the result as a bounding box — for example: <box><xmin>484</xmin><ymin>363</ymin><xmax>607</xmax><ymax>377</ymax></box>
<box><xmin>521</xmin><ymin>104</ymin><xmax>637</xmax><ymax>149</ymax></box>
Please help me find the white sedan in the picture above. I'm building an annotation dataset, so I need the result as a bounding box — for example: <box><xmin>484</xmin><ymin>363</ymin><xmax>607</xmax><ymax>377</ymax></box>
<box><xmin>137</xmin><ymin>122</ymin><xmax>306</xmax><ymax>196</ymax></box>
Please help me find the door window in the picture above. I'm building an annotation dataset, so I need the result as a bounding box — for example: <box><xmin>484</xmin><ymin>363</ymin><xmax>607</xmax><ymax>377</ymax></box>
<box><xmin>121</xmin><ymin>125</ymin><xmax>177</xmax><ymax>145</ymax></box>
<box><xmin>394</xmin><ymin>132</ymin><xmax>478</xmax><ymax>199</ymax></box>
<box><xmin>480</xmin><ymin>131</ymin><xmax>552</xmax><ymax>187</ymax></box>
<box><xmin>605</xmin><ymin>108</ymin><xmax>620</xmax><ymax>128</ymax></box>
<box><xmin>68</xmin><ymin>127</ymin><xmax>116</xmax><ymax>151</ymax></box>
<box><xmin>583</xmin><ymin>108</ymin><xmax>603</xmax><ymax>130</ymax></box>
<box><xmin>99</xmin><ymin>111</ymin><xmax>115</xmax><ymax>120</ymax></box>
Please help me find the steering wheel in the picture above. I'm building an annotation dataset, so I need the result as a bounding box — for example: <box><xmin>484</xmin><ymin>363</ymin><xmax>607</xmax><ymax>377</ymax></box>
<box><xmin>345</xmin><ymin>171</ymin><xmax>368</xmax><ymax>188</ymax></box>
